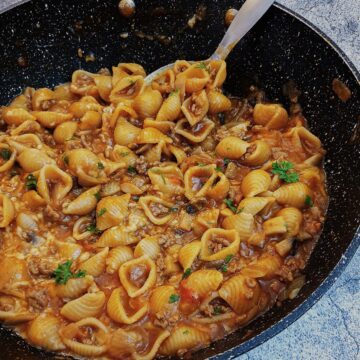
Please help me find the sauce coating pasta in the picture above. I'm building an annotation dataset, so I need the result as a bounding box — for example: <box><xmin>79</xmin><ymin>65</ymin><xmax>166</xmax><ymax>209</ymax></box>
<box><xmin>0</xmin><ymin>60</ymin><xmax>327</xmax><ymax>359</ymax></box>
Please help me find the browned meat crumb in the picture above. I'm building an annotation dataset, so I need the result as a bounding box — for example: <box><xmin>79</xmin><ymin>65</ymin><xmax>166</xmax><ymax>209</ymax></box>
<box><xmin>332</xmin><ymin>78</ymin><xmax>351</xmax><ymax>102</ymax></box>
<box><xmin>28</xmin><ymin>288</ymin><xmax>49</xmax><ymax>311</ymax></box>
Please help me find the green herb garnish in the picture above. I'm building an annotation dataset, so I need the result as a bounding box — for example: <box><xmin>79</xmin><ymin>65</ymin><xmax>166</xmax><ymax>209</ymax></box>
<box><xmin>170</xmin><ymin>207</ymin><xmax>179</xmax><ymax>212</ymax></box>
<box><xmin>271</xmin><ymin>161</ymin><xmax>299</xmax><ymax>183</ymax></box>
<box><xmin>97</xmin><ymin>162</ymin><xmax>105</xmax><ymax>170</ymax></box>
<box><xmin>195</xmin><ymin>62</ymin><xmax>208</xmax><ymax>71</ymax></box>
<box><xmin>86</xmin><ymin>223</ymin><xmax>102</xmax><ymax>234</ymax></box>
<box><xmin>0</xmin><ymin>149</ymin><xmax>11</xmax><ymax>160</ymax></box>
<box><xmin>220</xmin><ymin>254</ymin><xmax>234</xmax><ymax>273</ymax></box>
<box><xmin>53</xmin><ymin>260</ymin><xmax>86</xmax><ymax>285</ymax></box>
<box><xmin>119</xmin><ymin>151</ymin><xmax>129</xmax><ymax>157</ymax></box>
<box><xmin>97</xmin><ymin>208</ymin><xmax>107</xmax><ymax>217</ymax></box>
<box><xmin>223</xmin><ymin>158</ymin><xmax>230</xmax><ymax>166</ymax></box>
<box><xmin>305</xmin><ymin>195</ymin><xmax>313</xmax><ymax>207</ymax></box>
<box><xmin>183</xmin><ymin>330</ymin><xmax>190</xmax><ymax>335</ymax></box>
<box><xmin>63</xmin><ymin>155</ymin><xmax>69</xmax><ymax>165</ymax></box>
<box><xmin>182</xmin><ymin>268</ymin><xmax>192</xmax><ymax>279</ymax></box>
<box><xmin>215</xmin><ymin>166</ymin><xmax>223</xmax><ymax>172</ymax></box>
<box><xmin>25</xmin><ymin>174</ymin><xmax>37</xmax><ymax>190</ymax></box>
<box><xmin>169</xmin><ymin>294</ymin><xmax>180</xmax><ymax>304</ymax></box>
<box><xmin>127</xmin><ymin>166</ymin><xmax>137</xmax><ymax>175</ymax></box>
<box><xmin>94</xmin><ymin>192</ymin><xmax>101</xmax><ymax>201</ymax></box>
<box><xmin>170</xmin><ymin>89</ymin><xmax>179</xmax><ymax>96</ymax></box>
<box><xmin>224</xmin><ymin>198</ymin><xmax>238</xmax><ymax>213</ymax></box>
<box><xmin>213</xmin><ymin>306</ymin><xmax>225</xmax><ymax>315</ymax></box>
<box><xmin>197</xmin><ymin>162</ymin><xmax>206</xmax><ymax>167</ymax></box>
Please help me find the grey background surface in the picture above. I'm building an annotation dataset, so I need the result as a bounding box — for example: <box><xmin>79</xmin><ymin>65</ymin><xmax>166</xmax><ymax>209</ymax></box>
<box><xmin>0</xmin><ymin>0</ymin><xmax>359</xmax><ymax>359</ymax></box>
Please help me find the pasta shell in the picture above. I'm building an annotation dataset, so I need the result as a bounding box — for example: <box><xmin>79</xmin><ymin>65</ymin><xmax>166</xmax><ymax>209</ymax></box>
<box><xmin>32</xmin><ymin>111</ymin><xmax>73</xmax><ymax>128</ymax></box>
<box><xmin>0</xmin><ymin>144</ymin><xmax>16</xmax><ymax>172</ymax></box>
<box><xmin>207</xmin><ymin>90</ymin><xmax>231</xmax><ymax>114</ymax></box>
<box><xmin>200</xmin><ymin>228</ymin><xmax>240</xmax><ymax>261</ymax></box>
<box><xmin>148</xmin><ymin>165</ymin><xmax>184</xmax><ymax>195</ymax></box>
<box><xmin>70</xmin><ymin>70</ymin><xmax>99</xmax><ymax>97</ymax></box>
<box><xmin>79</xmin><ymin>110</ymin><xmax>102</xmax><ymax>130</ymax></box>
<box><xmin>53</xmin><ymin>121</ymin><xmax>78</xmax><ymax>144</ymax></box>
<box><xmin>181</xmin><ymin>90</ymin><xmax>209</xmax><ymax>126</ymax></box>
<box><xmin>55</xmin><ymin>241</ymin><xmax>82</xmax><ymax>260</ymax></box>
<box><xmin>241</xmin><ymin>253</ymin><xmax>283</xmax><ymax>279</ymax></box>
<box><xmin>184</xmin><ymin>269</ymin><xmax>223</xmax><ymax>298</ymax></box>
<box><xmin>10</xmin><ymin>119</ymin><xmax>41</xmax><ymax>136</ymax></box>
<box><xmin>114</xmin><ymin>118</ymin><xmax>141</xmax><ymax>146</ymax></box>
<box><xmin>9</xmin><ymin>94</ymin><xmax>30</xmax><ymax>109</ymax></box>
<box><xmin>215</xmin><ymin>136</ymin><xmax>250</xmax><ymax>159</ymax></box>
<box><xmin>107</xmin><ymin>287</ymin><xmax>148</xmax><ymax>324</ymax></box>
<box><xmin>59</xmin><ymin>317</ymin><xmax>108</xmax><ymax>357</ymax></box>
<box><xmin>63</xmin><ymin>185</ymin><xmax>100</xmax><ymax>215</ymax></box>
<box><xmin>31</xmin><ymin>88</ymin><xmax>55</xmax><ymax>110</ymax></box>
<box><xmin>110</xmin><ymin>103</ymin><xmax>138</xmax><ymax>128</ymax></box>
<box><xmin>110</xmin><ymin>75</ymin><xmax>144</xmax><ymax>104</ymax></box>
<box><xmin>240</xmin><ymin>140</ymin><xmax>271</xmax><ymax>166</ymax></box>
<box><xmin>72</xmin><ymin>216</ymin><xmax>93</xmax><ymax>241</ymax></box>
<box><xmin>80</xmin><ymin>247</ymin><xmax>109</xmax><ymax>277</ymax></box>
<box><xmin>167</xmin><ymin>145</ymin><xmax>187</xmax><ymax>164</ymax></box>
<box><xmin>159</xmin><ymin>325</ymin><xmax>210</xmax><ymax>356</ymax></box>
<box><xmin>106</xmin><ymin>245</ymin><xmax>134</xmax><ymax>274</ymax></box>
<box><xmin>263</xmin><ymin>216</ymin><xmax>287</xmax><ymax>235</ymax></box>
<box><xmin>28</xmin><ymin>314</ymin><xmax>65</xmax><ymax>351</ymax></box>
<box><xmin>184</xmin><ymin>164</ymin><xmax>217</xmax><ymax>200</ymax></box>
<box><xmin>22</xmin><ymin>190</ymin><xmax>46</xmax><ymax>209</ymax></box>
<box><xmin>276</xmin><ymin>207</ymin><xmax>303</xmax><ymax>237</ymax></box>
<box><xmin>178</xmin><ymin>241</ymin><xmax>201</xmax><ymax>270</ymax></box>
<box><xmin>0</xmin><ymin>310</ymin><xmax>35</xmax><ymax>324</ymax></box>
<box><xmin>173</xmin><ymin>60</ymin><xmax>191</xmax><ymax>75</ymax></box>
<box><xmin>238</xmin><ymin>196</ymin><xmax>276</xmax><ymax>216</ymax></box>
<box><xmin>95</xmin><ymin>226</ymin><xmax>138</xmax><ymax>248</ymax></box>
<box><xmin>119</xmin><ymin>255</ymin><xmax>157</xmax><ymax>297</ymax></box>
<box><xmin>156</xmin><ymin>90</ymin><xmax>181</xmax><ymax>122</ymax></box>
<box><xmin>96</xmin><ymin>194</ymin><xmax>130</xmax><ymax>231</ymax></box>
<box><xmin>253</xmin><ymin>103</ymin><xmax>288</xmax><ymax>129</ymax></box>
<box><xmin>56</xmin><ymin>275</ymin><xmax>94</xmax><ymax>299</ymax></box>
<box><xmin>60</xmin><ymin>292</ymin><xmax>106</xmax><ymax>321</ymax></box>
<box><xmin>176</xmin><ymin>64</ymin><xmax>210</xmax><ymax>93</ymax></box>
<box><xmin>139</xmin><ymin>195</ymin><xmax>174</xmax><ymax>225</ymax></box>
<box><xmin>17</xmin><ymin>148</ymin><xmax>55</xmax><ymax>172</ymax></box>
<box><xmin>133</xmin><ymin>87</ymin><xmax>163</xmax><ymax>119</ymax></box>
<box><xmin>134</xmin><ymin>236</ymin><xmax>160</xmax><ymax>259</ymax></box>
<box><xmin>137</xmin><ymin>127</ymin><xmax>173</xmax><ymax>144</ymax></box>
<box><xmin>6</xmin><ymin>134</ymin><xmax>43</xmax><ymax>153</ymax></box>
<box><xmin>241</xmin><ymin>169</ymin><xmax>271</xmax><ymax>197</ymax></box>
<box><xmin>193</xmin><ymin>208</ymin><xmax>219</xmax><ymax>235</ymax></box>
<box><xmin>54</xmin><ymin>83</ymin><xmax>79</xmax><ymax>101</ymax></box>
<box><xmin>113</xmin><ymin>63</ymin><xmax>146</xmax><ymax>85</ymax></box>
<box><xmin>149</xmin><ymin>285</ymin><xmax>177</xmax><ymax>316</ymax></box>
<box><xmin>37</xmin><ymin>165</ymin><xmax>73</xmax><ymax>205</ymax></box>
<box><xmin>16</xmin><ymin>212</ymin><xmax>38</xmax><ymax>232</ymax></box>
<box><xmin>273</xmin><ymin>182</ymin><xmax>312</xmax><ymax>208</ymax></box>
<box><xmin>206</xmin><ymin>171</ymin><xmax>230</xmax><ymax>200</ymax></box>
<box><xmin>219</xmin><ymin>274</ymin><xmax>261</xmax><ymax>315</ymax></box>
<box><xmin>174</xmin><ymin>117</ymin><xmax>215</xmax><ymax>143</ymax></box>
<box><xmin>285</xmin><ymin>126</ymin><xmax>322</xmax><ymax>151</ymax></box>
<box><xmin>2</xmin><ymin>107</ymin><xmax>36</xmax><ymax>125</ymax></box>
<box><xmin>111</xmin><ymin>145</ymin><xmax>137</xmax><ymax>166</ymax></box>
<box><xmin>151</xmin><ymin>69</ymin><xmax>175</xmax><ymax>94</ymax></box>
<box><xmin>222</xmin><ymin>213</ymin><xmax>254</xmax><ymax>241</ymax></box>
<box><xmin>206</xmin><ymin>59</ymin><xmax>227</xmax><ymax>89</ymax></box>
<box><xmin>94</xmin><ymin>75</ymin><xmax>113</xmax><ymax>102</ymax></box>
<box><xmin>143</xmin><ymin>119</ymin><xmax>175</xmax><ymax>133</ymax></box>
<box><xmin>275</xmin><ymin>238</ymin><xmax>294</xmax><ymax>257</ymax></box>
<box><xmin>68</xmin><ymin>96</ymin><xmax>102</xmax><ymax>118</ymax></box>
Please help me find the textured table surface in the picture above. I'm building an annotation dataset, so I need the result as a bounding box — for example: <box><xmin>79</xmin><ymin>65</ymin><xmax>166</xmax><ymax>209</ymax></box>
<box><xmin>0</xmin><ymin>0</ymin><xmax>359</xmax><ymax>359</ymax></box>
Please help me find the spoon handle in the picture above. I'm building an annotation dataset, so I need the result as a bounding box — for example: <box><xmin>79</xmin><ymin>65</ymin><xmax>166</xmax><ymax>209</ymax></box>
<box><xmin>211</xmin><ymin>0</ymin><xmax>275</xmax><ymax>60</ymax></box>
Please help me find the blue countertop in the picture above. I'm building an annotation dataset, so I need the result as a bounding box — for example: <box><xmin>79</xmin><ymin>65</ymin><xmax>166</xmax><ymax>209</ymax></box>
<box><xmin>0</xmin><ymin>0</ymin><xmax>359</xmax><ymax>359</ymax></box>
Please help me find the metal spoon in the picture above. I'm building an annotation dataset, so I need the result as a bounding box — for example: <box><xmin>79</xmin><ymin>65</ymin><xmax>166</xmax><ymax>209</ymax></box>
<box><xmin>145</xmin><ymin>0</ymin><xmax>275</xmax><ymax>84</ymax></box>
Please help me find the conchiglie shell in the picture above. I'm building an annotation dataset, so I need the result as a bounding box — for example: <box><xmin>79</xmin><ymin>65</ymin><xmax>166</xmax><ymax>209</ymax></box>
<box><xmin>253</xmin><ymin>103</ymin><xmax>288</xmax><ymax>129</ymax></box>
<box><xmin>285</xmin><ymin>126</ymin><xmax>322</xmax><ymax>150</ymax></box>
<box><xmin>303</xmin><ymin>153</ymin><xmax>323</xmax><ymax>166</ymax></box>
<box><xmin>241</xmin><ymin>253</ymin><xmax>283</xmax><ymax>279</ymax></box>
<box><xmin>148</xmin><ymin>165</ymin><xmax>184</xmax><ymax>195</ymax></box>
<box><xmin>9</xmin><ymin>93</ymin><xmax>29</xmax><ymax>109</ymax></box>
<box><xmin>111</xmin><ymin>145</ymin><xmax>137</xmax><ymax>166</ymax></box>
<box><xmin>177</xmin><ymin>65</ymin><xmax>210</xmax><ymax>93</ymax></box>
<box><xmin>16</xmin><ymin>212</ymin><xmax>38</xmax><ymax>232</ymax></box>
<box><xmin>184</xmin><ymin>164</ymin><xmax>216</xmax><ymax>200</ymax></box>
<box><xmin>120</xmin><ymin>182</ymin><xmax>145</xmax><ymax>195</ymax></box>
<box><xmin>0</xmin><ymin>310</ymin><xmax>35</xmax><ymax>324</ymax></box>
<box><xmin>60</xmin><ymin>292</ymin><xmax>106</xmax><ymax>321</ymax></box>
<box><xmin>241</xmin><ymin>140</ymin><xmax>271</xmax><ymax>166</ymax></box>
<box><xmin>167</xmin><ymin>145</ymin><xmax>187</xmax><ymax>164</ymax></box>
<box><xmin>17</xmin><ymin>148</ymin><xmax>55</xmax><ymax>172</ymax></box>
<box><xmin>149</xmin><ymin>285</ymin><xmax>177</xmax><ymax>315</ymax></box>
<box><xmin>276</xmin><ymin>207</ymin><xmax>303</xmax><ymax>237</ymax></box>
<box><xmin>110</xmin><ymin>75</ymin><xmax>144</xmax><ymax>104</ymax></box>
<box><xmin>80</xmin><ymin>247</ymin><xmax>109</xmax><ymax>277</ymax></box>
<box><xmin>151</xmin><ymin>69</ymin><xmax>175</xmax><ymax>94</ymax></box>
<box><xmin>193</xmin><ymin>208</ymin><xmax>219</xmax><ymax>235</ymax></box>
<box><xmin>94</xmin><ymin>75</ymin><xmax>113</xmax><ymax>102</ymax></box>
<box><xmin>68</xmin><ymin>97</ymin><xmax>102</xmax><ymax>118</ymax></box>
<box><xmin>53</xmin><ymin>121</ymin><xmax>78</xmax><ymax>144</ymax></box>
<box><xmin>22</xmin><ymin>190</ymin><xmax>46</xmax><ymax>209</ymax></box>
<box><xmin>110</xmin><ymin>104</ymin><xmax>138</xmax><ymax>128</ymax></box>
<box><xmin>70</xmin><ymin>70</ymin><xmax>99</xmax><ymax>96</ymax></box>
<box><xmin>138</xmin><ymin>195</ymin><xmax>174</xmax><ymax>225</ymax></box>
<box><xmin>55</xmin><ymin>241</ymin><xmax>83</xmax><ymax>260</ymax></box>
<box><xmin>119</xmin><ymin>255</ymin><xmax>157</xmax><ymax>297</ymax></box>
<box><xmin>222</xmin><ymin>212</ymin><xmax>254</xmax><ymax>241</ymax></box>
<box><xmin>184</xmin><ymin>269</ymin><xmax>223</xmax><ymax>298</ymax></box>
<box><xmin>27</xmin><ymin>314</ymin><xmax>65</xmax><ymax>351</ymax></box>
<box><xmin>275</xmin><ymin>238</ymin><xmax>295</xmax><ymax>257</ymax></box>
<box><xmin>143</xmin><ymin>118</ymin><xmax>175</xmax><ymax>133</ymax></box>
<box><xmin>215</xmin><ymin>136</ymin><xmax>250</xmax><ymax>159</ymax></box>
<box><xmin>143</xmin><ymin>141</ymin><xmax>165</xmax><ymax>163</ymax></box>
<box><xmin>31</xmin><ymin>88</ymin><xmax>55</xmax><ymax>110</ymax></box>
<box><xmin>173</xmin><ymin>60</ymin><xmax>191</xmax><ymax>75</ymax></box>
<box><xmin>10</xmin><ymin>119</ymin><xmax>41</xmax><ymax>136</ymax></box>
<box><xmin>238</xmin><ymin>196</ymin><xmax>276</xmax><ymax>216</ymax></box>
<box><xmin>133</xmin><ymin>87</ymin><xmax>163</xmax><ymax>119</ymax></box>
<box><xmin>263</xmin><ymin>216</ymin><xmax>287</xmax><ymax>235</ymax></box>
<box><xmin>72</xmin><ymin>216</ymin><xmax>93</xmax><ymax>241</ymax></box>
<box><xmin>207</xmin><ymin>90</ymin><xmax>231</xmax><ymax>114</ymax></box>
<box><xmin>63</xmin><ymin>185</ymin><xmax>100</xmax><ymax>215</ymax></box>
<box><xmin>37</xmin><ymin>165</ymin><xmax>73</xmax><ymax>204</ymax></box>
<box><xmin>174</xmin><ymin>117</ymin><xmax>215</xmax><ymax>143</ymax></box>
<box><xmin>273</xmin><ymin>182</ymin><xmax>312</xmax><ymax>208</ymax></box>
<box><xmin>32</xmin><ymin>111</ymin><xmax>73</xmax><ymax>128</ymax></box>
<box><xmin>159</xmin><ymin>325</ymin><xmax>210</xmax><ymax>356</ymax></box>
<box><xmin>137</xmin><ymin>127</ymin><xmax>173</xmax><ymax>144</ymax></box>
<box><xmin>54</xmin><ymin>83</ymin><xmax>79</xmax><ymax>101</ymax></box>
<box><xmin>114</xmin><ymin>118</ymin><xmax>141</xmax><ymax>146</ymax></box>
<box><xmin>206</xmin><ymin>59</ymin><xmax>227</xmax><ymax>89</ymax></box>
<box><xmin>134</xmin><ymin>236</ymin><xmax>160</xmax><ymax>259</ymax></box>
<box><xmin>107</xmin><ymin>287</ymin><xmax>148</xmax><ymax>324</ymax></box>
<box><xmin>113</xmin><ymin>63</ymin><xmax>146</xmax><ymax>85</ymax></box>
<box><xmin>299</xmin><ymin>166</ymin><xmax>322</xmax><ymax>184</ymax></box>
<box><xmin>79</xmin><ymin>110</ymin><xmax>102</xmax><ymax>130</ymax></box>
<box><xmin>206</xmin><ymin>171</ymin><xmax>230</xmax><ymax>200</ymax></box>
<box><xmin>241</xmin><ymin>169</ymin><xmax>271</xmax><ymax>197</ymax></box>
<box><xmin>0</xmin><ymin>145</ymin><xmax>16</xmax><ymax>172</ymax></box>
<box><xmin>219</xmin><ymin>274</ymin><xmax>261</xmax><ymax>315</ymax></box>
<box><xmin>56</xmin><ymin>275</ymin><xmax>94</xmax><ymax>299</ymax></box>
<box><xmin>95</xmin><ymin>226</ymin><xmax>138</xmax><ymax>248</ymax></box>
<box><xmin>200</xmin><ymin>228</ymin><xmax>240</xmax><ymax>261</ymax></box>
<box><xmin>178</xmin><ymin>241</ymin><xmax>201</xmax><ymax>270</ymax></box>
<box><xmin>156</xmin><ymin>90</ymin><xmax>181</xmax><ymax>122</ymax></box>
<box><xmin>59</xmin><ymin>317</ymin><xmax>108</xmax><ymax>357</ymax></box>
<box><xmin>106</xmin><ymin>245</ymin><xmax>134</xmax><ymax>274</ymax></box>
<box><xmin>7</xmin><ymin>134</ymin><xmax>43</xmax><ymax>153</ymax></box>
<box><xmin>96</xmin><ymin>194</ymin><xmax>130</xmax><ymax>231</ymax></box>
<box><xmin>2</xmin><ymin>107</ymin><xmax>36</xmax><ymax>125</ymax></box>
<box><xmin>181</xmin><ymin>90</ymin><xmax>209</xmax><ymax>126</ymax></box>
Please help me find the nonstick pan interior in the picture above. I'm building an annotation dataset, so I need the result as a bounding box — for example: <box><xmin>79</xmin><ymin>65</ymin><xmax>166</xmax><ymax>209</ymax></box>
<box><xmin>0</xmin><ymin>0</ymin><xmax>359</xmax><ymax>358</ymax></box>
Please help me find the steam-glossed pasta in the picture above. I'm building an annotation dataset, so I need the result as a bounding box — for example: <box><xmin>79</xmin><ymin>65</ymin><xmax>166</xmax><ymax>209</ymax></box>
<box><xmin>0</xmin><ymin>59</ymin><xmax>327</xmax><ymax>359</ymax></box>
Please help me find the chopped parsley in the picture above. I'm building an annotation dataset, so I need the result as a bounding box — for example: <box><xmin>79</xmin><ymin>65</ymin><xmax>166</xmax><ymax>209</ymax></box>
<box><xmin>170</xmin><ymin>207</ymin><xmax>179</xmax><ymax>212</ymax></box>
<box><xmin>195</xmin><ymin>62</ymin><xmax>209</xmax><ymax>71</ymax></box>
<box><xmin>224</xmin><ymin>198</ymin><xmax>238</xmax><ymax>214</ymax></box>
<box><xmin>223</xmin><ymin>158</ymin><xmax>230</xmax><ymax>166</ymax></box>
<box><xmin>220</xmin><ymin>254</ymin><xmax>234</xmax><ymax>273</ymax></box>
<box><xmin>97</xmin><ymin>208</ymin><xmax>107</xmax><ymax>217</ymax></box>
<box><xmin>197</xmin><ymin>162</ymin><xmax>206</xmax><ymax>167</ymax></box>
<box><xmin>305</xmin><ymin>195</ymin><xmax>313</xmax><ymax>207</ymax></box>
<box><xmin>63</xmin><ymin>155</ymin><xmax>69</xmax><ymax>165</ymax></box>
<box><xmin>183</xmin><ymin>330</ymin><xmax>190</xmax><ymax>335</ymax></box>
<box><xmin>128</xmin><ymin>79</ymin><xmax>136</xmax><ymax>85</ymax></box>
<box><xmin>169</xmin><ymin>294</ymin><xmax>180</xmax><ymax>304</ymax></box>
<box><xmin>97</xmin><ymin>162</ymin><xmax>105</xmax><ymax>170</ymax></box>
<box><xmin>182</xmin><ymin>268</ymin><xmax>192</xmax><ymax>279</ymax></box>
<box><xmin>0</xmin><ymin>148</ymin><xmax>11</xmax><ymax>160</ymax></box>
<box><xmin>86</xmin><ymin>223</ymin><xmax>102</xmax><ymax>234</ymax></box>
<box><xmin>160</xmin><ymin>173</ymin><xmax>166</xmax><ymax>184</ymax></box>
<box><xmin>213</xmin><ymin>306</ymin><xmax>225</xmax><ymax>315</ymax></box>
<box><xmin>271</xmin><ymin>161</ymin><xmax>299</xmax><ymax>183</ymax></box>
<box><xmin>127</xmin><ymin>166</ymin><xmax>137</xmax><ymax>175</ymax></box>
<box><xmin>25</xmin><ymin>174</ymin><xmax>37</xmax><ymax>190</ymax></box>
<box><xmin>94</xmin><ymin>192</ymin><xmax>101</xmax><ymax>201</ymax></box>
<box><xmin>170</xmin><ymin>89</ymin><xmax>179</xmax><ymax>96</ymax></box>
<box><xmin>215</xmin><ymin>166</ymin><xmax>223</xmax><ymax>172</ymax></box>
<box><xmin>53</xmin><ymin>260</ymin><xmax>86</xmax><ymax>285</ymax></box>
<box><xmin>118</xmin><ymin>151</ymin><xmax>129</xmax><ymax>157</ymax></box>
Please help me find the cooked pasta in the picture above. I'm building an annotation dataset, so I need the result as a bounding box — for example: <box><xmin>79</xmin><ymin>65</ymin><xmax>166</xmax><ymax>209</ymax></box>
<box><xmin>0</xmin><ymin>60</ymin><xmax>327</xmax><ymax>359</ymax></box>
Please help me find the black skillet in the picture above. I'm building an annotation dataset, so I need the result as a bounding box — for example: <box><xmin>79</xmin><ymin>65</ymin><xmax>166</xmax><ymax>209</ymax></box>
<box><xmin>0</xmin><ymin>0</ymin><xmax>359</xmax><ymax>359</ymax></box>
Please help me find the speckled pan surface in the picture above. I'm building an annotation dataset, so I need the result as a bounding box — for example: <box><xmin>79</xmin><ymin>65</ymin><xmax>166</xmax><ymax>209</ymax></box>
<box><xmin>0</xmin><ymin>0</ymin><xmax>359</xmax><ymax>359</ymax></box>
